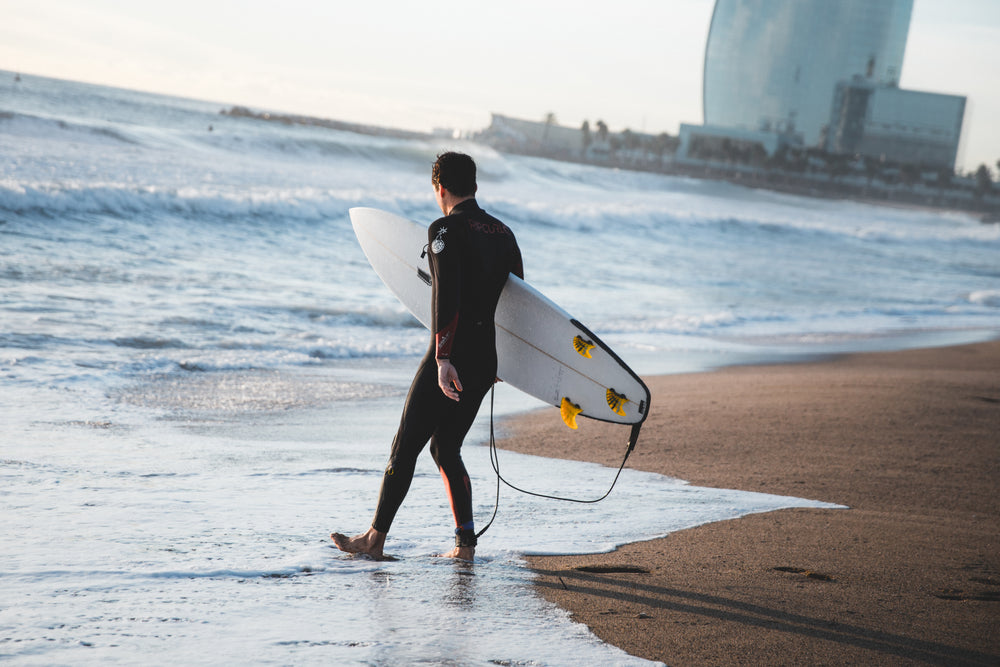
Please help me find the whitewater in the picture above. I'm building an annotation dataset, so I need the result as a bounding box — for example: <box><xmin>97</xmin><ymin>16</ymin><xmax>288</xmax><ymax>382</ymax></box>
<box><xmin>1</xmin><ymin>71</ymin><xmax>998</xmax><ymax>665</ymax></box>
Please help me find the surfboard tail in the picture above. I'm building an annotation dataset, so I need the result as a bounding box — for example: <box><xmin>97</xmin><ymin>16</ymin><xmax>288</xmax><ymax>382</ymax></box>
<box><xmin>627</xmin><ymin>422</ymin><xmax>643</xmax><ymax>453</ymax></box>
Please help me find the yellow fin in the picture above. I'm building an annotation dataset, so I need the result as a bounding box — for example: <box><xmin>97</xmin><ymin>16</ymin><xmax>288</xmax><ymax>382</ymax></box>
<box><xmin>606</xmin><ymin>388</ymin><xmax>629</xmax><ymax>417</ymax></box>
<box><xmin>573</xmin><ymin>335</ymin><xmax>595</xmax><ymax>359</ymax></box>
<box><xmin>560</xmin><ymin>397</ymin><xmax>582</xmax><ymax>430</ymax></box>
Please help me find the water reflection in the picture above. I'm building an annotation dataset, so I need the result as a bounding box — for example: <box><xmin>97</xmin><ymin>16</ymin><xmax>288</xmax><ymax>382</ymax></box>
<box><xmin>443</xmin><ymin>561</ymin><xmax>477</xmax><ymax>607</ymax></box>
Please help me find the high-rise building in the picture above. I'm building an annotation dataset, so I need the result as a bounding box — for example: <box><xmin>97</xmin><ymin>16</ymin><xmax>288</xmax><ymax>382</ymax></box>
<box><xmin>703</xmin><ymin>0</ymin><xmax>913</xmax><ymax>146</ymax></box>
<box><xmin>678</xmin><ymin>0</ymin><xmax>967</xmax><ymax>170</ymax></box>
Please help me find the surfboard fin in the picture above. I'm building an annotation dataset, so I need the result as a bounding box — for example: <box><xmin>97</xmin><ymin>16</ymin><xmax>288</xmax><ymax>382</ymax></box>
<box><xmin>560</xmin><ymin>397</ymin><xmax>582</xmax><ymax>430</ymax></box>
<box><xmin>606</xmin><ymin>388</ymin><xmax>629</xmax><ymax>417</ymax></box>
<box><xmin>573</xmin><ymin>335</ymin><xmax>595</xmax><ymax>358</ymax></box>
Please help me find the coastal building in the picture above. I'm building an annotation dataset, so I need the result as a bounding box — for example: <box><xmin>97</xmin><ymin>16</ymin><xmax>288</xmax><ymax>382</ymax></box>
<box><xmin>477</xmin><ymin>114</ymin><xmax>587</xmax><ymax>158</ymax></box>
<box><xmin>678</xmin><ymin>0</ymin><xmax>966</xmax><ymax>170</ymax></box>
<box><xmin>476</xmin><ymin>114</ymin><xmax>676</xmax><ymax>166</ymax></box>
<box><xmin>675</xmin><ymin>123</ymin><xmax>785</xmax><ymax>167</ymax></box>
<box><xmin>703</xmin><ymin>0</ymin><xmax>912</xmax><ymax>146</ymax></box>
<box><xmin>826</xmin><ymin>79</ymin><xmax>965</xmax><ymax>169</ymax></box>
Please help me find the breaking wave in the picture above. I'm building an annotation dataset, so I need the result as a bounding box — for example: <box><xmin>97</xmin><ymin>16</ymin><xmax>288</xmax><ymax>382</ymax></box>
<box><xmin>0</xmin><ymin>180</ymin><xmax>369</xmax><ymax>224</ymax></box>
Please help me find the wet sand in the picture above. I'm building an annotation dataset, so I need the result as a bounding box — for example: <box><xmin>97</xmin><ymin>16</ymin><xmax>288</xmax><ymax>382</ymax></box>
<box><xmin>496</xmin><ymin>341</ymin><xmax>1000</xmax><ymax>665</ymax></box>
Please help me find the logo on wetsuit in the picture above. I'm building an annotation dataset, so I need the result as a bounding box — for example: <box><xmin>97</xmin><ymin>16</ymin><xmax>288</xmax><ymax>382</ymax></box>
<box><xmin>469</xmin><ymin>220</ymin><xmax>512</xmax><ymax>235</ymax></box>
<box><xmin>431</xmin><ymin>227</ymin><xmax>447</xmax><ymax>254</ymax></box>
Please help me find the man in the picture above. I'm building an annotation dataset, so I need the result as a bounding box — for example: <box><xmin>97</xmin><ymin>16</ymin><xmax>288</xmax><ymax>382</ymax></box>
<box><xmin>332</xmin><ymin>152</ymin><xmax>523</xmax><ymax>561</ymax></box>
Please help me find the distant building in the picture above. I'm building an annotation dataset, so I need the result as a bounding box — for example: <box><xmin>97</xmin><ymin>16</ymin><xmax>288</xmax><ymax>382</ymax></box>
<box><xmin>476</xmin><ymin>114</ymin><xmax>676</xmax><ymax>166</ymax></box>
<box><xmin>478</xmin><ymin>114</ymin><xmax>586</xmax><ymax>158</ymax></box>
<box><xmin>703</xmin><ymin>0</ymin><xmax>912</xmax><ymax>146</ymax></box>
<box><xmin>677</xmin><ymin>123</ymin><xmax>790</xmax><ymax>164</ymax></box>
<box><xmin>826</xmin><ymin>79</ymin><xmax>965</xmax><ymax>169</ymax></box>
<box><xmin>678</xmin><ymin>0</ymin><xmax>967</xmax><ymax>170</ymax></box>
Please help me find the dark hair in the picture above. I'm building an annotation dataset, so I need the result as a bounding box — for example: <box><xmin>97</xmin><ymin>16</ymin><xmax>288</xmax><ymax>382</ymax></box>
<box><xmin>431</xmin><ymin>152</ymin><xmax>477</xmax><ymax>197</ymax></box>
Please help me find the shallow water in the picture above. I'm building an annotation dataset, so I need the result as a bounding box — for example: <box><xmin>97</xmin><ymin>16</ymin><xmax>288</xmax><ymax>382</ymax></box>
<box><xmin>1</xmin><ymin>370</ymin><xmax>843</xmax><ymax>665</ymax></box>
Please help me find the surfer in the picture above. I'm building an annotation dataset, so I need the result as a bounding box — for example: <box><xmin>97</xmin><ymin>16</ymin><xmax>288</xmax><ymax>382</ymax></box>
<box><xmin>332</xmin><ymin>152</ymin><xmax>523</xmax><ymax>561</ymax></box>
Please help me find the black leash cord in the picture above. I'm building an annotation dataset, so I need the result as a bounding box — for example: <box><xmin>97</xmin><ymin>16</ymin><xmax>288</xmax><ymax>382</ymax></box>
<box><xmin>475</xmin><ymin>385</ymin><xmax>635</xmax><ymax>540</ymax></box>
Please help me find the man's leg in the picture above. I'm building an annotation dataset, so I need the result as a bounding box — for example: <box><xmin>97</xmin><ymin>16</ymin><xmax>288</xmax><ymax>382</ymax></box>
<box><xmin>332</xmin><ymin>353</ymin><xmax>444</xmax><ymax>557</ymax></box>
<box><xmin>430</xmin><ymin>370</ymin><xmax>493</xmax><ymax>560</ymax></box>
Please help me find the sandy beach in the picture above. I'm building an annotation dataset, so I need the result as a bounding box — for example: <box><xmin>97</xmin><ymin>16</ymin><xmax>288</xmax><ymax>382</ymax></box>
<box><xmin>496</xmin><ymin>341</ymin><xmax>1000</xmax><ymax>665</ymax></box>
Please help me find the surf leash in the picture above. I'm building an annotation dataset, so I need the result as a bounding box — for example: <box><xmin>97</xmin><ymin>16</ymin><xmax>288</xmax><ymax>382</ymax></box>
<box><xmin>475</xmin><ymin>385</ymin><xmax>641</xmax><ymax>540</ymax></box>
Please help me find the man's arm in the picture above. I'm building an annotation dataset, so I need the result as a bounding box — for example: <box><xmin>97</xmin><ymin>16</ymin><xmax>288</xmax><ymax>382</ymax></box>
<box><xmin>512</xmin><ymin>240</ymin><xmax>524</xmax><ymax>280</ymax></box>
<box><xmin>429</xmin><ymin>219</ymin><xmax>463</xmax><ymax>400</ymax></box>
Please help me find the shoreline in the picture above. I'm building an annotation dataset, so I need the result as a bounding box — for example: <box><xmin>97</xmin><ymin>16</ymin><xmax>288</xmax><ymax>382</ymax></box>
<box><xmin>495</xmin><ymin>341</ymin><xmax>1000</xmax><ymax>665</ymax></box>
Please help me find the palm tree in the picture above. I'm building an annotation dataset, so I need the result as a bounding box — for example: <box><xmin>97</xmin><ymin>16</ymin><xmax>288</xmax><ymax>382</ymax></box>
<box><xmin>542</xmin><ymin>112</ymin><xmax>557</xmax><ymax>147</ymax></box>
<box><xmin>622</xmin><ymin>129</ymin><xmax>639</xmax><ymax>151</ymax></box>
<box><xmin>974</xmin><ymin>164</ymin><xmax>993</xmax><ymax>197</ymax></box>
<box><xmin>596</xmin><ymin>120</ymin><xmax>609</xmax><ymax>142</ymax></box>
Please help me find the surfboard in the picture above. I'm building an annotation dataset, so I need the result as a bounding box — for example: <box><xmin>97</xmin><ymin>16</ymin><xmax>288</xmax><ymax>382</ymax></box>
<box><xmin>349</xmin><ymin>207</ymin><xmax>650</xmax><ymax>442</ymax></box>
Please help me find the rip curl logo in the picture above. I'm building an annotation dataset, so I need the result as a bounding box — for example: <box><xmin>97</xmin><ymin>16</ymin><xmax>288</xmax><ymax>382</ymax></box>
<box><xmin>469</xmin><ymin>221</ymin><xmax>511</xmax><ymax>235</ymax></box>
<box><xmin>431</xmin><ymin>227</ymin><xmax>447</xmax><ymax>254</ymax></box>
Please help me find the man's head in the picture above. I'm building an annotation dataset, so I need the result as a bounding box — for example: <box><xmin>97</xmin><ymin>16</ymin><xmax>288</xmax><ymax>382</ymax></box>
<box><xmin>431</xmin><ymin>152</ymin><xmax>477</xmax><ymax>198</ymax></box>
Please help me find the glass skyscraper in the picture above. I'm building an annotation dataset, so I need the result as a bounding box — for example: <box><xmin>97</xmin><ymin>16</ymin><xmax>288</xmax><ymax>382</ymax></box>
<box><xmin>703</xmin><ymin>0</ymin><xmax>914</xmax><ymax>147</ymax></box>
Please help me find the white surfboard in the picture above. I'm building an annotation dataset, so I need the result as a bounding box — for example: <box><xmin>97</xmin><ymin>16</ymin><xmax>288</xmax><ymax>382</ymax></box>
<box><xmin>349</xmin><ymin>207</ymin><xmax>649</xmax><ymax>440</ymax></box>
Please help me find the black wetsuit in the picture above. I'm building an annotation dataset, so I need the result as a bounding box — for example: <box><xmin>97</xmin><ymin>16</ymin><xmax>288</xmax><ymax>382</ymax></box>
<box><xmin>372</xmin><ymin>199</ymin><xmax>523</xmax><ymax>540</ymax></box>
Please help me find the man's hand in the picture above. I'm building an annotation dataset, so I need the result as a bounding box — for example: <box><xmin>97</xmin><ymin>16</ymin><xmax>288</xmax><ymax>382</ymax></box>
<box><xmin>437</xmin><ymin>359</ymin><xmax>463</xmax><ymax>401</ymax></box>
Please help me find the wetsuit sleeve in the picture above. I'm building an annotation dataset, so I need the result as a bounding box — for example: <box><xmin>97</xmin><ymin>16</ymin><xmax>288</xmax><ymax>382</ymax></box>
<box><xmin>429</xmin><ymin>220</ymin><xmax>460</xmax><ymax>360</ymax></box>
<box><xmin>511</xmin><ymin>239</ymin><xmax>524</xmax><ymax>280</ymax></box>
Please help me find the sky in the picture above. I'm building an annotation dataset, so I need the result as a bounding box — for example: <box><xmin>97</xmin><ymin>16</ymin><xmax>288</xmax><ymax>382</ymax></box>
<box><xmin>2</xmin><ymin>0</ymin><xmax>998</xmax><ymax>174</ymax></box>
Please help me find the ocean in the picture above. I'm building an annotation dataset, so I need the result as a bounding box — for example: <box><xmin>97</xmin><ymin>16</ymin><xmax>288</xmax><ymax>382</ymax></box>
<box><xmin>1</xmin><ymin>71</ymin><xmax>998</xmax><ymax>665</ymax></box>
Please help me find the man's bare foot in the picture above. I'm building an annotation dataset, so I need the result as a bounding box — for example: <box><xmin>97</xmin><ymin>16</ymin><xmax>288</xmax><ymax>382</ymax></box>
<box><xmin>438</xmin><ymin>545</ymin><xmax>475</xmax><ymax>561</ymax></box>
<box><xmin>330</xmin><ymin>527</ymin><xmax>387</xmax><ymax>560</ymax></box>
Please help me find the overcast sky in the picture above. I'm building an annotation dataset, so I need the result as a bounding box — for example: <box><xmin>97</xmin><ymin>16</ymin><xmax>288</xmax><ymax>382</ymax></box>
<box><xmin>3</xmin><ymin>0</ymin><xmax>998</xmax><ymax>173</ymax></box>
